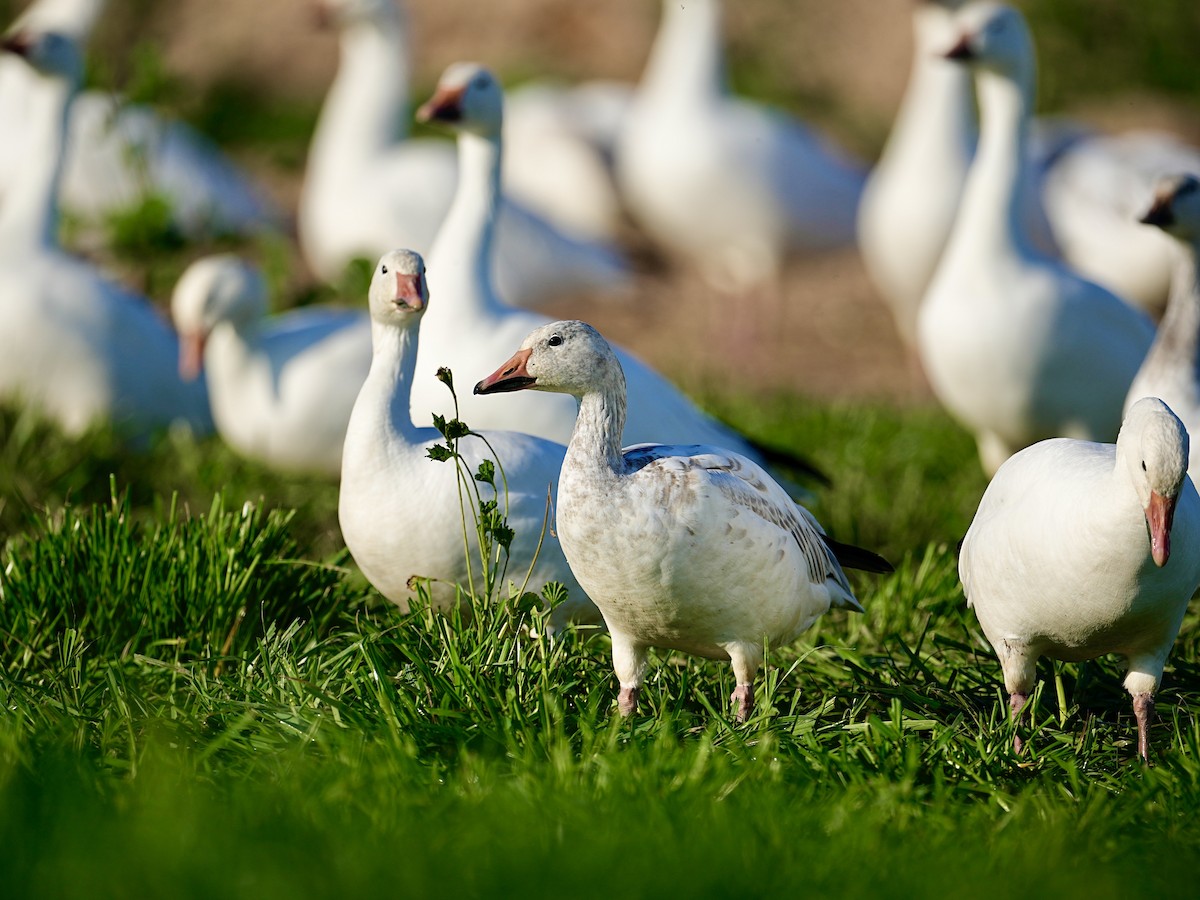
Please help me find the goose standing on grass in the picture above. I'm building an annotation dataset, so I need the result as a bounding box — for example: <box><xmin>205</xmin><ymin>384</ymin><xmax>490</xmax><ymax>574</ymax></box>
<box><xmin>959</xmin><ymin>398</ymin><xmax>1200</xmax><ymax>762</ymax></box>
<box><xmin>916</xmin><ymin>2</ymin><xmax>1154</xmax><ymax>476</ymax></box>
<box><xmin>0</xmin><ymin>0</ymin><xmax>278</xmax><ymax>239</ymax></box>
<box><xmin>475</xmin><ymin>320</ymin><xmax>892</xmax><ymax>720</ymax></box>
<box><xmin>171</xmin><ymin>255</ymin><xmax>372</xmax><ymax>476</ymax></box>
<box><xmin>339</xmin><ymin>250</ymin><xmax>600</xmax><ymax>629</ymax></box>
<box><xmin>1125</xmin><ymin>175</ymin><xmax>1200</xmax><ymax>479</ymax></box>
<box><xmin>615</xmin><ymin>0</ymin><xmax>865</xmax><ymax>292</ymax></box>
<box><xmin>413</xmin><ymin>61</ymin><xmax>818</xmax><ymax>481</ymax></box>
<box><xmin>298</xmin><ymin>0</ymin><xmax>629</xmax><ymax>305</ymax></box>
<box><xmin>0</xmin><ymin>29</ymin><xmax>210</xmax><ymax>438</ymax></box>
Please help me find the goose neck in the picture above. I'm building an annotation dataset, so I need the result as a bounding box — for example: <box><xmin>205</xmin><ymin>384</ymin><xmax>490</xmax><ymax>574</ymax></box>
<box><xmin>891</xmin><ymin>8</ymin><xmax>976</xmax><ymax>157</ymax></box>
<box><xmin>567</xmin><ymin>377</ymin><xmax>628</xmax><ymax>477</ymax></box>
<box><xmin>428</xmin><ymin>130</ymin><xmax>503</xmax><ymax>315</ymax></box>
<box><xmin>366</xmin><ymin>319</ymin><xmax>423</xmax><ymax>442</ymax></box>
<box><xmin>0</xmin><ymin>73</ymin><xmax>70</xmax><ymax>249</ymax></box>
<box><xmin>1146</xmin><ymin>247</ymin><xmax>1200</xmax><ymax>379</ymax></box>
<box><xmin>640</xmin><ymin>0</ymin><xmax>725</xmax><ymax>108</ymax></box>
<box><xmin>952</xmin><ymin>67</ymin><xmax>1035</xmax><ymax>257</ymax></box>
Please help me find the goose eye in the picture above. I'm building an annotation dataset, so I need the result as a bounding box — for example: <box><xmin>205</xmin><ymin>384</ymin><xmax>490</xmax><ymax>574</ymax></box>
<box><xmin>381</xmin><ymin>265</ymin><xmax>388</xmax><ymax>274</ymax></box>
<box><xmin>1142</xmin><ymin>461</ymin><xmax>1148</xmax><ymax>472</ymax></box>
<box><xmin>548</xmin><ymin>334</ymin><xmax>563</xmax><ymax>347</ymax></box>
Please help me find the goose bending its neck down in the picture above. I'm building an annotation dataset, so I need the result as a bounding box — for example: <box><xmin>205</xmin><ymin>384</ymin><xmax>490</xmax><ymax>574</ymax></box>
<box><xmin>475</xmin><ymin>320</ymin><xmax>891</xmax><ymax>720</ymax></box>
<box><xmin>1125</xmin><ymin>174</ymin><xmax>1200</xmax><ymax>481</ymax></box>
<box><xmin>171</xmin><ymin>255</ymin><xmax>373</xmax><ymax>476</ymax></box>
<box><xmin>616</xmin><ymin>0</ymin><xmax>865</xmax><ymax>292</ymax></box>
<box><xmin>960</xmin><ymin>397</ymin><xmax>1200</xmax><ymax>762</ymax></box>
<box><xmin>0</xmin><ymin>29</ymin><xmax>210</xmax><ymax>438</ymax></box>
<box><xmin>916</xmin><ymin>2</ymin><xmax>1153</xmax><ymax>475</ymax></box>
<box><xmin>338</xmin><ymin>250</ymin><xmax>600</xmax><ymax>629</ymax></box>
<box><xmin>411</xmin><ymin>61</ymin><xmax>822</xmax><ymax>487</ymax></box>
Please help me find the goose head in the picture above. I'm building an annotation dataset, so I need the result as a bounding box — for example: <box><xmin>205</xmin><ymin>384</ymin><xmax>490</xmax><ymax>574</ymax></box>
<box><xmin>314</xmin><ymin>0</ymin><xmax>399</xmax><ymax>29</ymax></box>
<box><xmin>416</xmin><ymin>62</ymin><xmax>504</xmax><ymax>139</ymax></box>
<box><xmin>474</xmin><ymin>320</ymin><xmax>622</xmax><ymax>401</ymax></box>
<box><xmin>0</xmin><ymin>28</ymin><xmax>84</xmax><ymax>84</ymax></box>
<box><xmin>1119</xmin><ymin>397</ymin><xmax>1191</xmax><ymax>567</ymax></box>
<box><xmin>367</xmin><ymin>248</ymin><xmax>428</xmax><ymax>328</ymax></box>
<box><xmin>171</xmin><ymin>255</ymin><xmax>269</xmax><ymax>381</ymax></box>
<box><xmin>1139</xmin><ymin>174</ymin><xmax>1200</xmax><ymax>241</ymax></box>
<box><xmin>943</xmin><ymin>2</ymin><xmax>1034</xmax><ymax>83</ymax></box>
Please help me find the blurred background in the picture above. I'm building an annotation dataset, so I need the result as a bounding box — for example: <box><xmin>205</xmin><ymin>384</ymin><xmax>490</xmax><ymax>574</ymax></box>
<box><xmin>3</xmin><ymin>0</ymin><xmax>1199</xmax><ymax>402</ymax></box>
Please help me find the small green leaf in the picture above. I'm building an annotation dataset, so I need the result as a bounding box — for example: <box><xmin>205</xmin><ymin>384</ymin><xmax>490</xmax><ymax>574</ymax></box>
<box><xmin>427</xmin><ymin>445</ymin><xmax>454</xmax><ymax>462</ymax></box>
<box><xmin>474</xmin><ymin>459</ymin><xmax>496</xmax><ymax>485</ymax></box>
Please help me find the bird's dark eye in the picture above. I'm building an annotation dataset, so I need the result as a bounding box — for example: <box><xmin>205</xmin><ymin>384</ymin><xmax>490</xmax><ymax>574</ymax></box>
<box><xmin>381</xmin><ymin>265</ymin><xmax>388</xmax><ymax>274</ymax></box>
<box><xmin>1142</xmin><ymin>460</ymin><xmax>1148</xmax><ymax>472</ymax></box>
<box><xmin>548</xmin><ymin>334</ymin><xmax>563</xmax><ymax>347</ymax></box>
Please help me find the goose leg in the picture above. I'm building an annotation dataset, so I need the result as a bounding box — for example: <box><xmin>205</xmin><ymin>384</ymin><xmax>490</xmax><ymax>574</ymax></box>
<box><xmin>611</xmin><ymin>632</ymin><xmax>649</xmax><ymax>717</ymax></box>
<box><xmin>728</xmin><ymin>643</ymin><xmax>763</xmax><ymax>724</ymax></box>
<box><xmin>1008</xmin><ymin>691</ymin><xmax>1029</xmax><ymax>753</ymax></box>
<box><xmin>1132</xmin><ymin>692</ymin><xmax>1155</xmax><ymax>764</ymax></box>
<box><xmin>997</xmin><ymin>640</ymin><xmax>1037</xmax><ymax>754</ymax></box>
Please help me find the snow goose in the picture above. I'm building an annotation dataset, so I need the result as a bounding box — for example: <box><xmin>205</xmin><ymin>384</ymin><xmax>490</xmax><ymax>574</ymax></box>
<box><xmin>959</xmin><ymin>397</ymin><xmax>1200</xmax><ymax>761</ymax></box>
<box><xmin>171</xmin><ymin>255</ymin><xmax>372</xmax><ymax>476</ymax></box>
<box><xmin>298</xmin><ymin>0</ymin><xmax>628</xmax><ymax>305</ymax></box>
<box><xmin>0</xmin><ymin>0</ymin><xmax>278</xmax><ymax>239</ymax></box>
<box><xmin>916</xmin><ymin>2</ymin><xmax>1154</xmax><ymax>476</ymax></box>
<box><xmin>1124</xmin><ymin>174</ymin><xmax>1200</xmax><ymax>479</ymax></box>
<box><xmin>414</xmin><ymin>62</ymin><xmax>819</xmax><ymax>480</ymax></box>
<box><xmin>475</xmin><ymin>320</ymin><xmax>891</xmax><ymax>720</ymax></box>
<box><xmin>615</xmin><ymin>0</ymin><xmax>865</xmax><ymax>291</ymax></box>
<box><xmin>338</xmin><ymin>250</ymin><xmax>600</xmax><ymax>629</ymax></box>
<box><xmin>0</xmin><ymin>29</ymin><xmax>210</xmax><ymax>438</ymax></box>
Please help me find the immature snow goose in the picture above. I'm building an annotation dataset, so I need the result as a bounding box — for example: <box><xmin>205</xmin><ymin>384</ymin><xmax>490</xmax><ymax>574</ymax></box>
<box><xmin>171</xmin><ymin>255</ymin><xmax>372</xmax><ymax>476</ymax></box>
<box><xmin>475</xmin><ymin>320</ymin><xmax>891</xmax><ymax>720</ymax></box>
<box><xmin>413</xmin><ymin>61</ymin><xmax>818</xmax><ymax>482</ymax></box>
<box><xmin>0</xmin><ymin>0</ymin><xmax>277</xmax><ymax>239</ymax></box>
<box><xmin>1124</xmin><ymin>175</ymin><xmax>1200</xmax><ymax>480</ymax></box>
<box><xmin>916</xmin><ymin>2</ymin><xmax>1154</xmax><ymax>475</ymax></box>
<box><xmin>0</xmin><ymin>29</ymin><xmax>210</xmax><ymax>438</ymax></box>
<box><xmin>960</xmin><ymin>397</ymin><xmax>1200</xmax><ymax>762</ymax></box>
<box><xmin>615</xmin><ymin>0</ymin><xmax>865</xmax><ymax>291</ymax></box>
<box><xmin>339</xmin><ymin>250</ymin><xmax>600</xmax><ymax>628</ymax></box>
<box><xmin>298</xmin><ymin>0</ymin><xmax>628</xmax><ymax>305</ymax></box>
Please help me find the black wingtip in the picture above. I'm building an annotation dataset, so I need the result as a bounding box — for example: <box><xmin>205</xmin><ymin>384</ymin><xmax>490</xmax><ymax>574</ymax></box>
<box><xmin>822</xmin><ymin>535</ymin><xmax>895</xmax><ymax>575</ymax></box>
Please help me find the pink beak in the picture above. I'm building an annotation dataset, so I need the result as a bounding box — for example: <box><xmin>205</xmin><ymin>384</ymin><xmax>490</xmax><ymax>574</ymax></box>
<box><xmin>416</xmin><ymin>84</ymin><xmax>466</xmax><ymax>124</ymax></box>
<box><xmin>391</xmin><ymin>272</ymin><xmax>425</xmax><ymax>311</ymax></box>
<box><xmin>474</xmin><ymin>348</ymin><xmax>535</xmax><ymax>395</ymax></box>
<box><xmin>1146</xmin><ymin>490</ymin><xmax>1176</xmax><ymax>567</ymax></box>
<box><xmin>179</xmin><ymin>332</ymin><xmax>206</xmax><ymax>382</ymax></box>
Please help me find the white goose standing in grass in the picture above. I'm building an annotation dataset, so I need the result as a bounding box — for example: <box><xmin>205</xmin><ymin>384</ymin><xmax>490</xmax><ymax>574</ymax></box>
<box><xmin>1125</xmin><ymin>175</ymin><xmax>1200</xmax><ymax>480</ymax></box>
<box><xmin>0</xmin><ymin>29</ymin><xmax>210</xmax><ymax>438</ymax></box>
<box><xmin>916</xmin><ymin>2</ymin><xmax>1154</xmax><ymax>476</ymax></box>
<box><xmin>959</xmin><ymin>397</ymin><xmax>1200</xmax><ymax>762</ymax></box>
<box><xmin>339</xmin><ymin>250</ymin><xmax>600</xmax><ymax>629</ymax></box>
<box><xmin>615</xmin><ymin>0</ymin><xmax>865</xmax><ymax>292</ymax></box>
<box><xmin>298</xmin><ymin>0</ymin><xmax>628</xmax><ymax>305</ymax></box>
<box><xmin>171</xmin><ymin>255</ymin><xmax>372</xmax><ymax>476</ymax></box>
<box><xmin>0</xmin><ymin>0</ymin><xmax>278</xmax><ymax>239</ymax></box>
<box><xmin>475</xmin><ymin>320</ymin><xmax>891</xmax><ymax>720</ymax></box>
<box><xmin>413</xmin><ymin>61</ymin><xmax>818</xmax><ymax>483</ymax></box>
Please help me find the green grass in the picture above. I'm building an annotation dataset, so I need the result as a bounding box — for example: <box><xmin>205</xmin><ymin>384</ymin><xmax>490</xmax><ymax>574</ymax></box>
<box><xmin>5</xmin><ymin>398</ymin><xmax>1200</xmax><ymax>897</ymax></box>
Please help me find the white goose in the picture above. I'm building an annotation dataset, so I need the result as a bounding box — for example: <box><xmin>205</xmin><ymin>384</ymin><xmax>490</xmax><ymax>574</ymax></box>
<box><xmin>475</xmin><ymin>320</ymin><xmax>891</xmax><ymax>720</ymax></box>
<box><xmin>0</xmin><ymin>0</ymin><xmax>278</xmax><ymax>239</ymax></box>
<box><xmin>298</xmin><ymin>0</ymin><xmax>629</xmax><ymax>305</ymax></box>
<box><xmin>338</xmin><ymin>250</ymin><xmax>600</xmax><ymax>629</ymax></box>
<box><xmin>916</xmin><ymin>2</ymin><xmax>1154</xmax><ymax>475</ymax></box>
<box><xmin>960</xmin><ymin>397</ymin><xmax>1200</xmax><ymax>762</ymax></box>
<box><xmin>171</xmin><ymin>255</ymin><xmax>372</xmax><ymax>476</ymax></box>
<box><xmin>0</xmin><ymin>29</ymin><xmax>210</xmax><ymax>438</ymax></box>
<box><xmin>414</xmin><ymin>62</ymin><xmax>815</xmax><ymax>475</ymax></box>
<box><xmin>615</xmin><ymin>0</ymin><xmax>865</xmax><ymax>291</ymax></box>
<box><xmin>1124</xmin><ymin>174</ymin><xmax>1200</xmax><ymax>480</ymax></box>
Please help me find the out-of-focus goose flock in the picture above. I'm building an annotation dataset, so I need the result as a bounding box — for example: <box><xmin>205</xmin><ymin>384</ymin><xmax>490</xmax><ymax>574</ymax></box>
<box><xmin>4</xmin><ymin>0</ymin><xmax>1200</xmax><ymax>755</ymax></box>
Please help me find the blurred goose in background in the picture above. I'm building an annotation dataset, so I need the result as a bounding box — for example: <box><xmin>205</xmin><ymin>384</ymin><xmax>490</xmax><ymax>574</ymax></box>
<box><xmin>339</xmin><ymin>249</ymin><xmax>601</xmax><ymax>629</ymax></box>
<box><xmin>298</xmin><ymin>0</ymin><xmax>629</xmax><ymax>305</ymax></box>
<box><xmin>615</xmin><ymin>0</ymin><xmax>865</xmax><ymax>292</ymax></box>
<box><xmin>0</xmin><ymin>29</ymin><xmax>210</xmax><ymax>437</ymax></box>
<box><xmin>917</xmin><ymin>2</ymin><xmax>1153</xmax><ymax>476</ymax></box>
<box><xmin>171</xmin><ymin>255</ymin><xmax>372</xmax><ymax>476</ymax></box>
<box><xmin>1124</xmin><ymin>174</ymin><xmax>1200</xmax><ymax>479</ymax></box>
<box><xmin>0</xmin><ymin>0</ymin><xmax>278</xmax><ymax>239</ymax></box>
<box><xmin>960</xmin><ymin>397</ymin><xmax>1200</xmax><ymax>762</ymax></box>
<box><xmin>475</xmin><ymin>320</ymin><xmax>890</xmax><ymax>720</ymax></box>
<box><xmin>414</xmin><ymin>62</ymin><xmax>821</xmax><ymax>482</ymax></box>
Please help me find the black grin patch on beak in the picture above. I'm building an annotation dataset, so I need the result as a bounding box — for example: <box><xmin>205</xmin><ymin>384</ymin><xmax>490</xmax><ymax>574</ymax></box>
<box><xmin>474</xmin><ymin>376</ymin><xmax>536</xmax><ymax>395</ymax></box>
